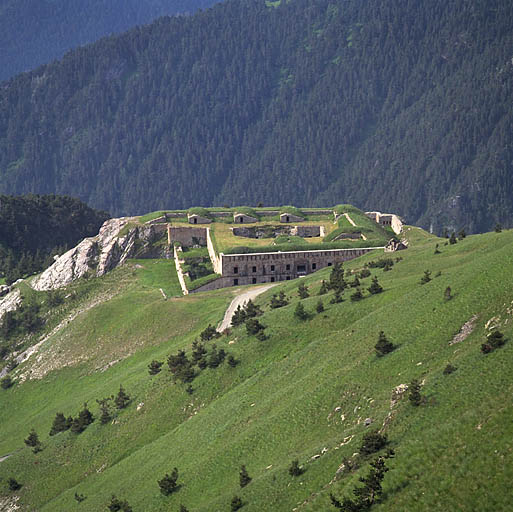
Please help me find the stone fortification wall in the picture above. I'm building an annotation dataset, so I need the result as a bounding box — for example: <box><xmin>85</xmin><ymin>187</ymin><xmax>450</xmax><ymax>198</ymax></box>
<box><xmin>189</xmin><ymin>276</ymin><xmax>233</xmax><ymax>294</ymax></box>
<box><xmin>210</xmin><ymin>211</ymin><xmax>232</xmax><ymax>218</ymax></box>
<box><xmin>291</xmin><ymin>225</ymin><xmax>322</xmax><ymax>237</ymax></box>
<box><xmin>301</xmin><ymin>209</ymin><xmax>334</xmax><ymax>215</ymax></box>
<box><xmin>207</xmin><ymin>227</ymin><xmax>222</xmax><ymax>274</ymax></box>
<box><xmin>174</xmin><ymin>246</ymin><xmax>189</xmax><ymax>295</ymax></box>
<box><xmin>365</xmin><ymin>211</ymin><xmax>403</xmax><ymax>235</ymax></box>
<box><xmin>219</xmin><ymin>247</ymin><xmax>379</xmax><ymax>286</ymax></box>
<box><xmin>167</xmin><ymin>226</ymin><xmax>207</xmax><ymax>247</ymax></box>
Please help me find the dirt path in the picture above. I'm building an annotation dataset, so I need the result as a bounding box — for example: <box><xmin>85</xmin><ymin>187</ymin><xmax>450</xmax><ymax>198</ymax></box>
<box><xmin>343</xmin><ymin>213</ymin><xmax>367</xmax><ymax>240</ymax></box>
<box><xmin>218</xmin><ymin>283</ymin><xmax>277</xmax><ymax>332</ymax></box>
<box><xmin>0</xmin><ymin>454</ymin><xmax>11</xmax><ymax>463</ymax></box>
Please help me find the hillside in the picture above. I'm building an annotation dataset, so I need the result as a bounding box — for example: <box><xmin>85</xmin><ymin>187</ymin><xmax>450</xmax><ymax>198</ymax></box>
<box><xmin>0</xmin><ymin>195</ymin><xmax>109</xmax><ymax>285</ymax></box>
<box><xmin>1</xmin><ymin>222</ymin><xmax>512</xmax><ymax>510</ymax></box>
<box><xmin>0</xmin><ymin>0</ymin><xmax>512</xmax><ymax>233</ymax></box>
<box><xmin>0</xmin><ymin>0</ymin><xmax>221</xmax><ymax>82</ymax></box>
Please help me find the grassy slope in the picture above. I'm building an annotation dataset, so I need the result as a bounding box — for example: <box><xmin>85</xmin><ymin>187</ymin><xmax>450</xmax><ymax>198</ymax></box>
<box><xmin>1</xmin><ymin>228</ymin><xmax>512</xmax><ymax>511</ymax></box>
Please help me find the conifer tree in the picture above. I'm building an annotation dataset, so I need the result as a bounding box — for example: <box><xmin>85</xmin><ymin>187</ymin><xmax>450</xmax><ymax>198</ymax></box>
<box><xmin>24</xmin><ymin>429</ymin><xmax>42</xmax><ymax>452</ymax></box>
<box><xmin>200</xmin><ymin>324</ymin><xmax>218</xmax><ymax>341</ymax></box>
<box><xmin>367</xmin><ymin>276</ymin><xmax>383</xmax><ymax>294</ymax></box>
<box><xmin>231</xmin><ymin>305</ymin><xmax>246</xmax><ymax>326</ymax></box>
<box><xmin>329</xmin><ymin>263</ymin><xmax>346</xmax><ymax>293</ymax></box>
<box><xmin>350</xmin><ymin>276</ymin><xmax>360</xmax><ymax>288</ymax></box>
<box><xmin>50</xmin><ymin>412</ymin><xmax>69</xmax><ymax>435</ymax></box>
<box><xmin>350</xmin><ymin>288</ymin><xmax>363</xmax><ymax>301</ymax></box>
<box><xmin>158</xmin><ymin>467</ymin><xmax>179</xmax><ymax>495</ymax></box>
<box><xmin>239</xmin><ymin>465</ymin><xmax>252</xmax><ymax>487</ymax></box>
<box><xmin>419</xmin><ymin>270</ymin><xmax>431</xmax><ymax>285</ymax></box>
<box><xmin>192</xmin><ymin>341</ymin><xmax>208</xmax><ymax>365</ymax></box>
<box><xmin>298</xmin><ymin>282</ymin><xmax>309</xmax><ymax>299</ymax></box>
<box><xmin>97</xmin><ymin>397</ymin><xmax>113</xmax><ymax>424</ymax></box>
<box><xmin>114</xmin><ymin>385</ymin><xmax>130</xmax><ymax>409</ymax></box>
<box><xmin>289</xmin><ymin>460</ymin><xmax>303</xmax><ymax>476</ymax></box>
<box><xmin>74</xmin><ymin>492</ymin><xmax>86</xmax><ymax>502</ymax></box>
<box><xmin>270</xmin><ymin>291</ymin><xmax>288</xmax><ymax>308</ymax></box>
<box><xmin>375</xmin><ymin>331</ymin><xmax>395</xmax><ymax>357</ymax></box>
<box><xmin>330</xmin><ymin>290</ymin><xmax>343</xmax><ymax>304</ymax></box>
<box><xmin>107</xmin><ymin>495</ymin><xmax>132</xmax><ymax>512</ymax></box>
<box><xmin>231</xmin><ymin>496</ymin><xmax>243</xmax><ymax>511</ymax></box>
<box><xmin>318</xmin><ymin>280</ymin><xmax>328</xmax><ymax>295</ymax></box>
<box><xmin>243</xmin><ymin>299</ymin><xmax>263</xmax><ymax>318</ymax></box>
<box><xmin>148</xmin><ymin>360</ymin><xmax>163</xmax><ymax>375</ymax></box>
<box><xmin>245</xmin><ymin>318</ymin><xmax>265</xmax><ymax>336</ymax></box>
<box><xmin>179</xmin><ymin>506</ymin><xmax>189</xmax><ymax>512</ymax></box>
<box><xmin>8</xmin><ymin>477</ymin><xmax>22</xmax><ymax>491</ymax></box>
<box><xmin>408</xmin><ymin>379</ymin><xmax>423</xmax><ymax>406</ymax></box>
<box><xmin>227</xmin><ymin>355</ymin><xmax>238</xmax><ymax>367</ymax></box>
<box><xmin>294</xmin><ymin>301</ymin><xmax>308</xmax><ymax>320</ymax></box>
<box><xmin>316</xmin><ymin>299</ymin><xmax>324</xmax><ymax>313</ymax></box>
<box><xmin>449</xmin><ymin>232</ymin><xmax>457</xmax><ymax>245</ymax></box>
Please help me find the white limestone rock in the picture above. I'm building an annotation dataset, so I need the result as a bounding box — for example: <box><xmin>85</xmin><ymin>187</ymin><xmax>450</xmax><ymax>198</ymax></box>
<box><xmin>0</xmin><ymin>288</ymin><xmax>22</xmax><ymax>323</ymax></box>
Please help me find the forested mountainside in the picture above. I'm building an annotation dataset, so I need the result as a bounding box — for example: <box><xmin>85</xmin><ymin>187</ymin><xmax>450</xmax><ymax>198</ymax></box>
<box><xmin>1</xmin><ymin>0</ymin><xmax>512</xmax><ymax>233</ymax></box>
<box><xmin>0</xmin><ymin>0</ymin><xmax>220</xmax><ymax>82</ymax></box>
<box><xmin>0</xmin><ymin>195</ymin><xmax>109</xmax><ymax>285</ymax></box>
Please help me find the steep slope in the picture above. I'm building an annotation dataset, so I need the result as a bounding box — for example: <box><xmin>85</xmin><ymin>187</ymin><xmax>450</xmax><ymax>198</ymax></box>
<box><xmin>0</xmin><ymin>0</ymin><xmax>221</xmax><ymax>82</ymax></box>
<box><xmin>0</xmin><ymin>0</ymin><xmax>512</xmax><ymax>233</ymax></box>
<box><xmin>1</xmin><ymin>225</ymin><xmax>512</xmax><ymax>511</ymax></box>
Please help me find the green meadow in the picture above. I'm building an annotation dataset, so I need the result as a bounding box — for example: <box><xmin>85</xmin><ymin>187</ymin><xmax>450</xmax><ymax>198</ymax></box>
<box><xmin>1</xmin><ymin>226</ymin><xmax>512</xmax><ymax>511</ymax></box>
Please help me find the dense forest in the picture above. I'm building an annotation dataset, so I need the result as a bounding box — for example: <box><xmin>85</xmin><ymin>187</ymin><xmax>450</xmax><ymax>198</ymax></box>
<box><xmin>0</xmin><ymin>195</ymin><xmax>109</xmax><ymax>284</ymax></box>
<box><xmin>0</xmin><ymin>0</ymin><xmax>220</xmax><ymax>82</ymax></box>
<box><xmin>0</xmin><ymin>0</ymin><xmax>512</xmax><ymax>233</ymax></box>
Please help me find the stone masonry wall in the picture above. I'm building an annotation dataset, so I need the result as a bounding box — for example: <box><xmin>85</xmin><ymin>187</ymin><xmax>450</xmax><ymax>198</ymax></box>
<box><xmin>167</xmin><ymin>226</ymin><xmax>207</xmax><ymax>247</ymax></box>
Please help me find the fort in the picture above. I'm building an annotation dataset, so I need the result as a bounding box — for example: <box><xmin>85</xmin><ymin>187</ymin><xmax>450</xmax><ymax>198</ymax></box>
<box><xmin>152</xmin><ymin>206</ymin><xmax>404</xmax><ymax>294</ymax></box>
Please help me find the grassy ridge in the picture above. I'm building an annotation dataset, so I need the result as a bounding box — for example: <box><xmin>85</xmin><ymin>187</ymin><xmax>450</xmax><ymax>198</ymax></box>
<box><xmin>1</xmin><ymin>228</ymin><xmax>512</xmax><ymax>510</ymax></box>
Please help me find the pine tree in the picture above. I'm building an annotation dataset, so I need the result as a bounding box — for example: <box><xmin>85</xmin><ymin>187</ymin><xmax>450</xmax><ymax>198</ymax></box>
<box><xmin>350</xmin><ymin>276</ymin><xmax>360</xmax><ymax>288</ymax></box>
<box><xmin>231</xmin><ymin>496</ymin><xmax>243</xmax><ymax>511</ymax></box>
<box><xmin>298</xmin><ymin>282</ymin><xmax>309</xmax><ymax>299</ymax></box>
<box><xmin>74</xmin><ymin>492</ymin><xmax>86</xmax><ymax>502</ymax></box>
<box><xmin>408</xmin><ymin>379</ymin><xmax>422</xmax><ymax>406</ymax></box>
<box><xmin>239</xmin><ymin>465</ymin><xmax>252</xmax><ymax>487</ymax></box>
<box><xmin>24</xmin><ymin>429</ymin><xmax>42</xmax><ymax>452</ymax></box>
<box><xmin>495</xmin><ymin>223</ymin><xmax>502</xmax><ymax>233</ymax></box>
<box><xmin>360</xmin><ymin>431</ymin><xmax>388</xmax><ymax>456</ymax></box>
<box><xmin>444</xmin><ymin>286</ymin><xmax>452</xmax><ymax>301</ymax></box>
<box><xmin>243</xmin><ymin>300</ymin><xmax>263</xmax><ymax>318</ymax></box>
<box><xmin>288</xmin><ymin>460</ymin><xmax>303</xmax><ymax>476</ymax></box>
<box><xmin>449</xmin><ymin>232</ymin><xmax>457</xmax><ymax>245</ymax></box>
<box><xmin>192</xmin><ymin>341</ymin><xmax>208</xmax><ymax>366</ymax></box>
<box><xmin>350</xmin><ymin>288</ymin><xmax>363</xmax><ymax>301</ymax></box>
<box><xmin>231</xmin><ymin>305</ymin><xmax>246</xmax><ymax>326</ymax></box>
<box><xmin>458</xmin><ymin>229</ymin><xmax>466</xmax><ymax>239</ymax></box>
<box><xmin>1</xmin><ymin>375</ymin><xmax>13</xmax><ymax>389</ymax></box>
<box><xmin>329</xmin><ymin>263</ymin><xmax>346</xmax><ymax>293</ymax></box>
<box><xmin>359</xmin><ymin>268</ymin><xmax>371</xmax><ymax>279</ymax></box>
<box><xmin>294</xmin><ymin>301</ymin><xmax>308</xmax><ymax>320</ymax></box>
<box><xmin>367</xmin><ymin>276</ymin><xmax>383</xmax><ymax>295</ymax></box>
<box><xmin>318</xmin><ymin>280</ymin><xmax>328</xmax><ymax>295</ymax></box>
<box><xmin>316</xmin><ymin>299</ymin><xmax>324</xmax><ymax>313</ymax></box>
<box><xmin>245</xmin><ymin>318</ymin><xmax>265</xmax><ymax>336</ymax></box>
<box><xmin>200</xmin><ymin>324</ymin><xmax>218</xmax><ymax>341</ymax></box>
<box><xmin>375</xmin><ymin>331</ymin><xmax>395</xmax><ymax>357</ymax></box>
<box><xmin>158</xmin><ymin>467</ymin><xmax>179</xmax><ymax>495</ymax></box>
<box><xmin>270</xmin><ymin>291</ymin><xmax>288</xmax><ymax>308</ymax></box>
<box><xmin>148</xmin><ymin>360</ymin><xmax>163</xmax><ymax>375</ymax></box>
<box><xmin>97</xmin><ymin>397</ymin><xmax>113</xmax><ymax>425</ymax></box>
<box><xmin>419</xmin><ymin>270</ymin><xmax>431</xmax><ymax>285</ymax></box>
<box><xmin>114</xmin><ymin>386</ymin><xmax>130</xmax><ymax>409</ymax></box>
<box><xmin>330</xmin><ymin>290</ymin><xmax>343</xmax><ymax>304</ymax></box>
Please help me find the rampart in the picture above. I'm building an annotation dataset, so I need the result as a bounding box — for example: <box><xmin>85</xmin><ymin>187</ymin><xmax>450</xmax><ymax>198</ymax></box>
<box><xmin>218</xmin><ymin>247</ymin><xmax>380</xmax><ymax>287</ymax></box>
<box><xmin>167</xmin><ymin>226</ymin><xmax>207</xmax><ymax>247</ymax></box>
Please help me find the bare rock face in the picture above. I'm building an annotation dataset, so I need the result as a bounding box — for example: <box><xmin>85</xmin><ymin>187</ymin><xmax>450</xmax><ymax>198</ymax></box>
<box><xmin>0</xmin><ymin>288</ymin><xmax>22</xmax><ymax>323</ymax></box>
<box><xmin>31</xmin><ymin>217</ymin><xmax>166</xmax><ymax>291</ymax></box>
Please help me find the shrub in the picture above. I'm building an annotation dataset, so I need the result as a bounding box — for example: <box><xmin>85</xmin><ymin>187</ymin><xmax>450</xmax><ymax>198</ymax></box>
<box><xmin>359</xmin><ymin>268</ymin><xmax>371</xmax><ymax>278</ymax></box>
<box><xmin>74</xmin><ymin>492</ymin><xmax>86</xmax><ymax>502</ymax></box>
<box><xmin>8</xmin><ymin>477</ymin><xmax>22</xmax><ymax>491</ymax></box>
<box><xmin>243</xmin><ymin>299</ymin><xmax>263</xmax><ymax>318</ymax></box>
<box><xmin>1</xmin><ymin>376</ymin><xmax>13</xmax><ymax>389</ymax></box>
<box><xmin>97</xmin><ymin>397</ymin><xmax>113</xmax><ymax>425</ymax></box>
<box><xmin>24</xmin><ymin>429</ymin><xmax>41</xmax><ymax>449</ymax></box>
<box><xmin>443</xmin><ymin>364</ymin><xmax>457</xmax><ymax>375</ymax></box>
<box><xmin>495</xmin><ymin>223</ymin><xmax>502</xmax><ymax>233</ymax></box>
<box><xmin>231</xmin><ymin>496</ymin><xmax>244</xmax><ymax>511</ymax></box>
<box><xmin>239</xmin><ymin>465</ymin><xmax>252</xmax><ymax>487</ymax></box>
<box><xmin>481</xmin><ymin>330</ymin><xmax>506</xmax><ymax>354</ymax></box>
<box><xmin>227</xmin><ymin>355</ymin><xmax>238</xmax><ymax>367</ymax></box>
<box><xmin>375</xmin><ymin>331</ymin><xmax>395</xmax><ymax>357</ymax></box>
<box><xmin>350</xmin><ymin>288</ymin><xmax>363</xmax><ymax>301</ymax></box>
<box><xmin>148</xmin><ymin>360</ymin><xmax>163</xmax><ymax>375</ymax></box>
<box><xmin>200</xmin><ymin>324</ymin><xmax>219</xmax><ymax>341</ymax></box>
<box><xmin>107</xmin><ymin>495</ymin><xmax>132</xmax><ymax>512</ymax></box>
<box><xmin>231</xmin><ymin>305</ymin><xmax>246</xmax><ymax>326</ymax></box>
<box><xmin>349</xmin><ymin>276</ymin><xmax>360</xmax><ymax>288</ymax></box>
<box><xmin>318</xmin><ymin>280</ymin><xmax>328</xmax><ymax>295</ymax></box>
<box><xmin>408</xmin><ymin>379</ymin><xmax>423</xmax><ymax>406</ymax></box>
<box><xmin>360</xmin><ymin>431</ymin><xmax>388</xmax><ymax>456</ymax></box>
<box><xmin>288</xmin><ymin>460</ymin><xmax>303</xmax><ymax>476</ymax></box>
<box><xmin>444</xmin><ymin>286</ymin><xmax>452</xmax><ymax>301</ymax></box>
<box><xmin>449</xmin><ymin>232</ymin><xmax>457</xmax><ymax>244</ymax></box>
<box><xmin>158</xmin><ymin>468</ymin><xmax>179</xmax><ymax>495</ymax></box>
<box><xmin>316</xmin><ymin>299</ymin><xmax>324</xmax><ymax>313</ymax></box>
<box><xmin>330</xmin><ymin>290</ymin><xmax>343</xmax><ymax>304</ymax></box>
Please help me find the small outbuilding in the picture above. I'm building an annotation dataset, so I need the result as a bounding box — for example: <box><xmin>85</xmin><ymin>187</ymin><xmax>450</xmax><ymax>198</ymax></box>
<box><xmin>188</xmin><ymin>213</ymin><xmax>211</xmax><ymax>225</ymax></box>
<box><xmin>233</xmin><ymin>213</ymin><xmax>258</xmax><ymax>224</ymax></box>
<box><xmin>280</xmin><ymin>213</ymin><xmax>304</xmax><ymax>223</ymax></box>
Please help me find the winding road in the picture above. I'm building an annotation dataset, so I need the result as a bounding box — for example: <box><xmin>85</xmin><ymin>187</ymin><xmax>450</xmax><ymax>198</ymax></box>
<box><xmin>218</xmin><ymin>283</ymin><xmax>277</xmax><ymax>331</ymax></box>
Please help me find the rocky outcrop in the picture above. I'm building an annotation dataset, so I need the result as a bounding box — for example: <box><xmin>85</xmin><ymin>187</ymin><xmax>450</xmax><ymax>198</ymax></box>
<box><xmin>31</xmin><ymin>217</ymin><xmax>170</xmax><ymax>291</ymax></box>
<box><xmin>0</xmin><ymin>288</ymin><xmax>22</xmax><ymax>323</ymax></box>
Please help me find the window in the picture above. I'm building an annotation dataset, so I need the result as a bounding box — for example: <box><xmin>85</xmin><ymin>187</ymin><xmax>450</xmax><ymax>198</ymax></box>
<box><xmin>233</xmin><ymin>279</ymin><xmax>238</xmax><ymax>285</ymax></box>
<box><xmin>286</xmin><ymin>264</ymin><xmax>290</xmax><ymax>270</ymax></box>
<box><xmin>327</xmin><ymin>262</ymin><xmax>332</xmax><ymax>266</ymax></box>
<box><xmin>312</xmin><ymin>263</ymin><xmax>317</xmax><ymax>270</ymax></box>
<box><xmin>286</xmin><ymin>276</ymin><xmax>291</xmax><ymax>280</ymax></box>
<box><xmin>297</xmin><ymin>265</ymin><xmax>306</xmax><ymax>273</ymax></box>
<box><xmin>252</xmin><ymin>266</ymin><xmax>257</xmax><ymax>272</ymax></box>
<box><xmin>270</xmin><ymin>265</ymin><xmax>275</xmax><ymax>271</ymax></box>
<box><xmin>234</xmin><ymin>266</ymin><xmax>238</xmax><ymax>274</ymax></box>
<box><xmin>271</xmin><ymin>277</ymin><xmax>275</xmax><ymax>282</ymax></box>
<box><xmin>252</xmin><ymin>278</ymin><xmax>257</xmax><ymax>284</ymax></box>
